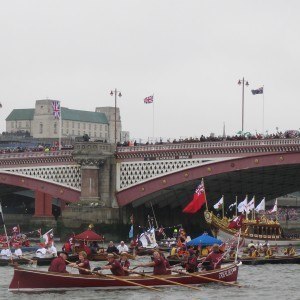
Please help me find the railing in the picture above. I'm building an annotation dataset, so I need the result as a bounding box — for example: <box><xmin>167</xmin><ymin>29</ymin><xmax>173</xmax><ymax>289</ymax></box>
<box><xmin>116</xmin><ymin>138</ymin><xmax>300</xmax><ymax>153</ymax></box>
<box><xmin>0</xmin><ymin>150</ymin><xmax>73</xmax><ymax>159</ymax></box>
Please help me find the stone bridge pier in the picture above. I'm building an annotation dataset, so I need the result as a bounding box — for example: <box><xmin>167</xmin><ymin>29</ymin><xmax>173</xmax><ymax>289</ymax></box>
<box><xmin>61</xmin><ymin>142</ymin><xmax>121</xmax><ymax>226</ymax></box>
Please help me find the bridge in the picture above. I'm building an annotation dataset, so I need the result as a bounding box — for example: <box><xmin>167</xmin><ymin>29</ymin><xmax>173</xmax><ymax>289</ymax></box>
<box><xmin>0</xmin><ymin>138</ymin><xmax>300</xmax><ymax>225</ymax></box>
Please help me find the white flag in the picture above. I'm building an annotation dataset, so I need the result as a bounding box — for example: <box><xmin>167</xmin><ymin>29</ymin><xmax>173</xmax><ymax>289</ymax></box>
<box><xmin>270</xmin><ymin>199</ymin><xmax>277</xmax><ymax>213</ymax></box>
<box><xmin>255</xmin><ymin>198</ymin><xmax>265</xmax><ymax>212</ymax></box>
<box><xmin>238</xmin><ymin>198</ymin><xmax>247</xmax><ymax>213</ymax></box>
<box><xmin>213</xmin><ymin>196</ymin><xmax>224</xmax><ymax>210</ymax></box>
<box><xmin>245</xmin><ymin>197</ymin><xmax>255</xmax><ymax>214</ymax></box>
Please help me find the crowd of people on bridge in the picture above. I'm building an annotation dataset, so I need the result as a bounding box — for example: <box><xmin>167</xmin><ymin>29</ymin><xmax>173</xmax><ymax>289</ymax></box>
<box><xmin>117</xmin><ymin>130</ymin><xmax>300</xmax><ymax>147</ymax></box>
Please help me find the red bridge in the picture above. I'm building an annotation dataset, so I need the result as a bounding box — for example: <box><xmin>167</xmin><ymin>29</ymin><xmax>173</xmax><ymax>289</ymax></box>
<box><xmin>0</xmin><ymin>138</ymin><xmax>300</xmax><ymax>222</ymax></box>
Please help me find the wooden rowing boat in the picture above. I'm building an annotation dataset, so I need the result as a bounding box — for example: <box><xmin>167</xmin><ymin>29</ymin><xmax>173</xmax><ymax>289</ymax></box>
<box><xmin>9</xmin><ymin>262</ymin><xmax>240</xmax><ymax>291</ymax></box>
<box><xmin>167</xmin><ymin>255</ymin><xmax>300</xmax><ymax>266</ymax></box>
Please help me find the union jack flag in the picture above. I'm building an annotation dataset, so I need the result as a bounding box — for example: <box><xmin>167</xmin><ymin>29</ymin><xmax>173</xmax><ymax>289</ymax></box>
<box><xmin>52</xmin><ymin>101</ymin><xmax>61</xmax><ymax>119</ymax></box>
<box><xmin>144</xmin><ymin>95</ymin><xmax>154</xmax><ymax>104</ymax></box>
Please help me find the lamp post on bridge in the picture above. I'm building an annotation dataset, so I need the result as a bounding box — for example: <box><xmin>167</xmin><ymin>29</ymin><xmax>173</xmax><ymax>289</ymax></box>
<box><xmin>238</xmin><ymin>78</ymin><xmax>249</xmax><ymax>133</ymax></box>
<box><xmin>110</xmin><ymin>89</ymin><xmax>122</xmax><ymax>145</ymax></box>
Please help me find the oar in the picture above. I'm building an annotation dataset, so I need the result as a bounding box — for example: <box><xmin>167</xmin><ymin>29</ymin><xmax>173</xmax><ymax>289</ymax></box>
<box><xmin>128</xmin><ymin>270</ymin><xmax>202</xmax><ymax>291</ymax></box>
<box><xmin>170</xmin><ymin>269</ymin><xmax>243</xmax><ymax>288</ymax></box>
<box><xmin>66</xmin><ymin>261</ymin><xmax>160</xmax><ymax>292</ymax></box>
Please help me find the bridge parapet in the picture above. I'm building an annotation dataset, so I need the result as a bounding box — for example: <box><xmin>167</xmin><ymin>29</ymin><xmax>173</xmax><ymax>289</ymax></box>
<box><xmin>117</xmin><ymin>138</ymin><xmax>300</xmax><ymax>160</ymax></box>
<box><xmin>0</xmin><ymin>150</ymin><xmax>75</xmax><ymax>167</ymax></box>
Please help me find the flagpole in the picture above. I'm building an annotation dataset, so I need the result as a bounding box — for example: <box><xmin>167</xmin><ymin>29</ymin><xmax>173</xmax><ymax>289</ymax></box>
<box><xmin>246</xmin><ymin>195</ymin><xmax>248</xmax><ymax>220</ymax></box>
<box><xmin>59</xmin><ymin>101</ymin><xmax>62</xmax><ymax>150</ymax></box>
<box><xmin>152</xmin><ymin>94</ymin><xmax>155</xmax><ymax>141</ymax></box>
<box><xmin>222</xmin><ymin>195</ymin><xmax>224</xmax><ymax>219</ymax></box>
<box><xmin>252</xmin><ymin>196</ymin><xmax>255</xmax><ymax>220</ymax></box>
<box><xmin>203</xmin><ymin>179</ymin><xmax>208</xmax><ymax>211</ymax></box>
<box><xmin>262</xmin><ymin>85</ymin><xmax>265</xmax><ymax>136</ymax></box>
<box><xmin>235</xmin><ymin>196</ymin><xmax>238</xmax><ymax>217</ymax></box>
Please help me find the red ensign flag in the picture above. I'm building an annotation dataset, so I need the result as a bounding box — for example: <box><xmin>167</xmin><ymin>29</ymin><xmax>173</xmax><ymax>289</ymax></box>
<box><xmin>183</xmin><ymin>181</ymin><xmax>206</xmax><ymax>213</ymax></box>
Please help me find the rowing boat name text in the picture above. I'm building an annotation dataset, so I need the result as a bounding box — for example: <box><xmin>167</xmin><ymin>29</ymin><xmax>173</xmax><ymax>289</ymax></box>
<box><xmin>218</xmin><ymin>267</ymin><xmax>237</xmax><ymax>279</ymax></box>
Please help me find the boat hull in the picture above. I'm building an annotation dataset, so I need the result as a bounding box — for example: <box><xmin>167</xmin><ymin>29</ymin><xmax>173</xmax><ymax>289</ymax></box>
<box><xmin>204</xmin><ymin>211</ymin><xmax>300</xmax><ymax>246</ymax></box>
<box><xmin>9</xmin><ymin>263</ymin><xmax>239</xmax><ymax>291</ymax></box>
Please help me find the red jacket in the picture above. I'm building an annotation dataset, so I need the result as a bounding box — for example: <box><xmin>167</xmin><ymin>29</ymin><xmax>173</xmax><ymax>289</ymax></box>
<box><xmin>48</xmin><ymin>257</ymin><xmax>68</xmax><ymax>273</ymax></box>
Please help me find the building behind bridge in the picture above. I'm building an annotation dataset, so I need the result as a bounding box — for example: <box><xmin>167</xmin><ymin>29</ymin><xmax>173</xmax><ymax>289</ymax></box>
<box><xmin>5</xmin><ymin>99</ymin><xmax>128</xmax><ymax>144</ymax></box>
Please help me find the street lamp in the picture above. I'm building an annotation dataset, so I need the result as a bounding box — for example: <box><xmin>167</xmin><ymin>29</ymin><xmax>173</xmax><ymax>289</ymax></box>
<box><xmin>238</xmin><ymin>78</ymin><xmax>249</xmax><ymax>132</ymax></box>
<box><xmin>110</xmin><ymin>89</ymin><xmax>122</xmax><ymax>145</ymax></box>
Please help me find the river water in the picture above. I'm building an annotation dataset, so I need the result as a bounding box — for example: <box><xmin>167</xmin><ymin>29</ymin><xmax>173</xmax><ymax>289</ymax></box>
<box><xmin>0</xmin><ymin>257</ymin><xmax>299</xmax><ymax>300</ymax></box>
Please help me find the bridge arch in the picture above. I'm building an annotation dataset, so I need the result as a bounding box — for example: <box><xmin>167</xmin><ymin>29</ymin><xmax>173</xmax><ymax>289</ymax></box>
<box><xmin>116</xmin><ymin>152</ymin><xmax>300</xmax><ymax>207</ymax></box>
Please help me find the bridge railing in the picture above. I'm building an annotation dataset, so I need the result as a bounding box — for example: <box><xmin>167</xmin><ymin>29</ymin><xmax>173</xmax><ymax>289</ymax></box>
<box><xmin>116</xmin><ymin>138</ymin><xmax>300</xmax><ymax>152</ymax></box>
<box><xmin>0</xmin><ymin>150</ymin><xmax>73</xmax><ymax>159</ymax></box>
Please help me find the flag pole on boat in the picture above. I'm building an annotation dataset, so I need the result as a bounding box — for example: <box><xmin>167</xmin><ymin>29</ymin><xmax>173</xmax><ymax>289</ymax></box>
<box><xmin>150</xmin><ymin>201</ymin><xmax>159</xmax><ymax>229</ymax></box>
<box><xmin>235</xmin><ymin>196</ymin><xmax>238</xmax><ymax>217</ymax></box>
<box><xmin>222</xmin><ymin>195</ymin><xmax>225</xmax><ymax>219</ymax></box>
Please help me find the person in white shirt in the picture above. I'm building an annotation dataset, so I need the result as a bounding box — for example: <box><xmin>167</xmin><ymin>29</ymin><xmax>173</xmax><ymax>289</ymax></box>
<box><xmin>14</xmin><ymin>244</ymin><xmax>23</xmax><ymax>258</ymax></box>
<box><xmin>0</xmin><ymin>244</ymin><xmax>12</xmax><ymax>259</ymax></box>
<box><xmin>47</xmin><ymin>244</ymin><xmax>58</xmax><ymax>257</ymax></box>
<box><xmin>35</xmin><ymin>244</ymin><xmax>48</xmax><ymax>258</ymax></box>
<box><xmin>117</xmin><ymin>241</ymin><xmax>129</xmax><ymax>253</ymax></box>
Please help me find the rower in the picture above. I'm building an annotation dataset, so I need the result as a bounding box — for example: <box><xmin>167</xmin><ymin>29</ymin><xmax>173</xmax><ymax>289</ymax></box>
<box><xmin>283</xmin><ymin>244</ymin><xmax>296</xmax><ymax>256</ymax></box>
<box><xmin>262</xmin><ymin>244</ymin><xmax>273</xmax><ymax>258</ymax></box>
<box><xmin>138</xmin><ymin>251</ymin><xmax>171</xmax><ymax>275</ymax></box>
<box><xmin>200</xmin><ymin>244</ymin><xmax>223</xmax><ymax>270</ymax></box>
<box><xmin>48</xmin><ymin>251</ymin><xmax>69</xmax><ymax>273</ymax></box>
<box><xmin>69</xmin><ymin>251</ymin><xmax>91</xmax><ymax>275</ymax></box>
<box><xmin>185</xmin><ymin>249</ymin><xmax>198</xmax><ymax>273</ymax></box>
<box><xmin>94</xmin><ymin>253</ymin><xmax>125</xmax><ymax>276</ymax></box>
<box><xmin>119</xmin><ymin>252</ymin><xmax>130</xmax><ymax>275</ymax></box>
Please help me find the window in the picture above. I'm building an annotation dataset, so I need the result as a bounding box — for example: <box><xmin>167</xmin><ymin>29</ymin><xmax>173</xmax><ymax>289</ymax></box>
<box><xmin>18</xmin><ymin>122</ymin><xmax>21</xmax><ymax>128</ymax></box>
<box><xmin>78</xmin><ymin>130</ymin><xmax>80</xmax><ymax>135</ymax></box>
<box><xmin>94</xmin><ymin>124</ymin><xmax>97</xmax><ymax>130</ymax></box>
<box><xmin>12</xmin><ymin>122</ymin><xmax>14</xmax><ymax>129</ymax></box>
<box><xmin>83</xmin><ymin>123</ymin><xmax>86</xmax><ymax>130</ymax></box>
<box><xmin>66</xmin><ymin>121</ymin><xmax>69</xmax><ymax>128</ymax></box>
<box><xmin>39</xmin><ymin>123</ymin><xmax>43</xmax><ymax>134</ymax></box>
<box><xmin>72</xmin><ymin>130</ymin><xmax>74</xmax><ymax>135</ymax></box>
<box><xmin>54</xmin><ymin>123</ymin><xmax>57</xmax><ymax>134</ymax></box>
<box><xmin>78</xmin><ymin>123</ymin><xmax>80</xmax><ymax>129</ymax></box>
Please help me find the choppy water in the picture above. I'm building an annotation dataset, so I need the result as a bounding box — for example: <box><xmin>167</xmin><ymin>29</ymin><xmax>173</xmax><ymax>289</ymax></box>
<box><xmin>1</xmin><ymin>257</ymin><xmax>299</xmax><ymax>300</ymax></box>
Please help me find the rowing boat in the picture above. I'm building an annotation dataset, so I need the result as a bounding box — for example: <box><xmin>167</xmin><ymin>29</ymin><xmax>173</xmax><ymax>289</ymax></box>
<box><xmin>9</xmin><ymin>262</ymin><xmax>240</xmax><ymax>291</ymax></box>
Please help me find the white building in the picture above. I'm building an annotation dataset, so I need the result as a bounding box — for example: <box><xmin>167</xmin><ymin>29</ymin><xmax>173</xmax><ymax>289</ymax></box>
<box><xmin>5</xmin><ymin>100</ymin><xmax>124</xmax><ymax>143</ymax></box>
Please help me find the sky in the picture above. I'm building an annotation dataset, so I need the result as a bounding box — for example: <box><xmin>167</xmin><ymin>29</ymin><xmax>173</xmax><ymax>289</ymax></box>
<box><xmin>0</xmin><ymin>0</ymin><xmax>300</xmax><ymax>142</ymax></box>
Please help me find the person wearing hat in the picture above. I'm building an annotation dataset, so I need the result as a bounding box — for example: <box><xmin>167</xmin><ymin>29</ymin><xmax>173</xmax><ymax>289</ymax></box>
<box><xmin>283</xmin><ymin>244</ymin><xmax>296</xmax><ymax>256</ymax></box>
<box><xmin>94</xmin><ymin>253</ymin><xmax>125</xmax><ymax>276</ymax></box>
<box><xmin>185</xmin><ymin>249</ymin><xmax>198</xmax><ymax>273</ymax></box>
<box><xmin>69</xmin><ymin>251</ymin><xmax>91</xmax><ymax>275</ymax></box>
<box><xmin>201</xmin><ymin>244</ymin><xmax>223</xmax><ymax>270</ymax></box>
<box><xmin>119</xmin><ymin>252</ymin><xmax>130</xmax><ymax>275</ymax></box>
<box><xmin>48</xmin><ymin>251</ymin><xmax>69</xmax><ymax>273</ymax></box>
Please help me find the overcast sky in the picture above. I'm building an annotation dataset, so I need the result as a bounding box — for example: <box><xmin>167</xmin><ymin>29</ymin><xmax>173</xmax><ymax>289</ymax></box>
<box><xmin>1</xmin><ymin>0</ymin><xmax>300</xmax><ymax>142</ymax></box>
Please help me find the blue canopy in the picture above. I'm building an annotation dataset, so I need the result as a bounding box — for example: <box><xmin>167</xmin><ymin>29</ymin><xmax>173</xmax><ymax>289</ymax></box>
<box><xmin>186</xmin><ymin>233</ymin><xmax>222</xmax><ymax>247</ymax></box>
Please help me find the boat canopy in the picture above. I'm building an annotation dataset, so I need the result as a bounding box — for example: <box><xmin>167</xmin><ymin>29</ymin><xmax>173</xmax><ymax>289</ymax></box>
<box><xmin>74</xmin><ymin>229</ymin><xmax>104</xmax><ymax>242</ymax></box>
<box><xmin>186</xmin><ymin>233</ymin><xmax>222</xmax><ymax>247</ymax></box>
